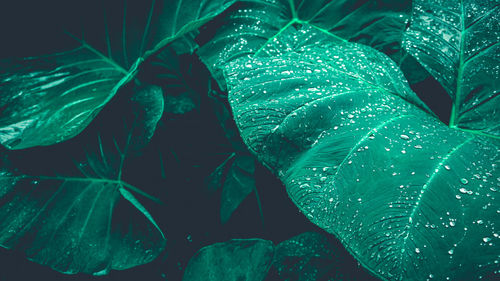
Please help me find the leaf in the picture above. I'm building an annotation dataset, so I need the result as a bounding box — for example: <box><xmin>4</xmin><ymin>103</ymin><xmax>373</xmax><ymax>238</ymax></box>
<box><xmin>403</xmin><ymin>0</ymin><xmax>500</xmax><ymax>136</ymax></box>
<box><xmin>182</xmin><ymin>239</ymin><xmax>274</xmax><ymax>281</ymax></box>
<box><xmin>148</xmin><ymin>47</ymin><xmax>204</xmax><ymax>115</ymax></box>
<box><xmin>273</xmin><ymin>232</ymin><xmax>337</xmax><ymax>281</ymax></box>
<box><xmin>0</xmin><ymin>0</ymin><xmax>238</xmax><ymax>150</ymax></box>
<box><xmin>198</xmin><ymin>0</ymin><xmax>426</xmax><ymax>89</ymax></box>
<box><xmin>222</xmin><ymin>24</ymin><xmax>499</xmax><ymax>280</ymax></box>
<box><xmin>0</xmin><ymin>85</ymin><xmax>166</xmax><ymax>275</ymax></box>
<box><xmin>220</xmin><ymin>154</ymin><xmax>256</xmax><ymax>223</ymax></box>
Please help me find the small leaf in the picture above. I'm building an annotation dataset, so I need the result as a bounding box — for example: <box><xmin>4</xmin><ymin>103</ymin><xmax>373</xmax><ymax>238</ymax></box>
<box><xmin>183</xmin><ymin>239</ymin><xmax>274</xmax><ymax>281</ymax></box>
<box><xmin>220</xmin><ymin>154</ymin><xmax>256</xmax><ymax>223</ymax></box>
<box><xmin>273</xmin><ymin>232</ymin><xmax>339</xmax><ymax>281</ymax></box>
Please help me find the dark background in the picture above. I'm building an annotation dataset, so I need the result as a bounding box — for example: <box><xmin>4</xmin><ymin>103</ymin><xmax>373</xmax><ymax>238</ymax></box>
<box><xmin>0</xmin><ymin>1</ymin><xmax>452</xmax><ymax>281</ymax></box>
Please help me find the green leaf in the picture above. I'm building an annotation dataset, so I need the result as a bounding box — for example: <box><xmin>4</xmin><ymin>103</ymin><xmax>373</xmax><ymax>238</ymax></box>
<box><xmin>183</xmin><ymin>239</ymin><xmax>274</xmax><ymax>281</ymax></box>
<box><xmin>220</xmin><ymin>154</ymin><xmax>256</xmax><ymax>223</ymax></box>
<box><xmin>198</xmin><ymin>0</ymin><xmax>426</xmax><ymax>88</ymax></box>
<box><xmin>403</xmin><ymin>0</ymin><xmax>500</xmax><ymax>136</ymax></box>
<box><xmin>273</xmin><ymin>232</ymin><xmax>337</xmax><ymax>281</ymax></box>
<box><xmin>0</xmin><ymin>0</ymin><xmax>238</xmax><ymax>150</ymax></box>
<box><xmin>0</xmin><ymin>85</ymin><xmax>165</xmax><ymax>275</ymax></box>
<box><xmin>223</xmin><ymin>24</ymin><xmax>499</xmax><ymax>280</ymax></box>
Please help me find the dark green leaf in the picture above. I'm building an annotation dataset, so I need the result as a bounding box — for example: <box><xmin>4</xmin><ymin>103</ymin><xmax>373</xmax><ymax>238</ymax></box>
<box><xmin>183</xmin><ymin>239</ymin><xmax>274</xmax><ymax>281</ymax></box>
<box><xmin>403</xmin><ymin>0</ymin><xmax>500</xmax><ymax>136</ymax></box>
<box><xmin>220</xmin><ymin>154</ymin><xmax>256</xmax><ymax>223</ymax></box>
<box><xmin>0</xmin><ymin>85</ymin><xmax>165</xmax><ymax>275</ymax></box>
<box><xmin>223</xmin><ymin>24</ymin><xmax>499</xmax><ymax>280</ymax></box>
<box><xmin>198</xmin><ymin>0</ymin><xmax>426</xmax><ymax>88</ymax></box>
<box><xmin>149</xmin><ymin>47</ymin><xmax>203</xmax><ymax>115</ymax></box>
<box><xmin>0</xmin><ymin>0</ymin><xmax>238</xmax><ymax>150</ymax></box>
<box><xmin>273</xmin><ymin>232</ymin><xmax>336</xmax><ymax>281</ymax></box>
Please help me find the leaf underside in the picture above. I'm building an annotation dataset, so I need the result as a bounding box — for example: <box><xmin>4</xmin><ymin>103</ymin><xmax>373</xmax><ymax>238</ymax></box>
<box><xmin>223</xmin><ymin>24</ymin><xmax>499</xmax><ymax>280</ymax></box>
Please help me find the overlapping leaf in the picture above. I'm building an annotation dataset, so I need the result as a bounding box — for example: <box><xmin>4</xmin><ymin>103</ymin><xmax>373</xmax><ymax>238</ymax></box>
<box><xmin>222</xmin><ymin>24</ymin><xmax>499</xmax><ymax>280</ymax></box>
<box><xmin>403</xmin><ymin>0</ymin><xmax>500</xmax><ymax>136</ymax></box>
<box><xmin>198</xmin><ymin>0</ymin><xmax>427</xmax><ymax>88</ymax></box>
<box><xmin>183</xmin><ymin>239</ymin><xmax>274</xmax><ymax>281</ymax></box>
<box><xmin>0</xmin><ymin>85</ymin><xmax>166</xmax><ymax>275</ymax></box>
<box><xmin>0</xmin><ymin>0</ymin><xmax>238</xmax><ymax>150</ymax></box>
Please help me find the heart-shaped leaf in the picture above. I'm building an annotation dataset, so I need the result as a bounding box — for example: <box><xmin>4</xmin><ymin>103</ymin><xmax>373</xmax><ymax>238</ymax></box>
<box><xmin>222</xmin><ymin>24</ymin><xmax>499</xmax><ymax>280</ymax></box>
<box><xmin>0</xmin><ymin>85</ymin><xmax>166</xmax><ymax>275</ymax></box>
<box><xmin>403</xmin><ymin>0</ymin><xmax>500</xmax><ymax>136</ymax></box>
<box><xmin>183</xmin><ymin>239</ymin><xmax>274</xmax><ymax>281</ymax></box>
<box><xmin>0</xmin><ymin>0</ymin><xmax>238</xmax><ymax>150</ymax></box>
<box><xmin>198</xmin><ymin>0</ymin><xmax>426</xmax><ymax>88</ymax></box>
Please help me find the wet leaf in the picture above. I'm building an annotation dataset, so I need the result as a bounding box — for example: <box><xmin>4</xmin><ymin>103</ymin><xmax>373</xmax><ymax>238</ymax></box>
<box><xmin>273</xmin><ymin>232</ymin><xmax>336</xmax><ymax>281</ymax></box>
<box><xmin>223</xmin><ymin>24</ymin><xmax>499</xmax><ymax>280</ymax></box>
<box><xmin>183</xmin><ymin>239</ymin><xmax>274</xmax><ymax>281</ymax></box>
<box><xmin>0</xmin><ymin>0</ymin><xmax>238</xmax><ymax>150</ymax></box>
<box><xmin>403</xmin><ymin>0</ymin><xmax>500</xmax><ymax>136</ymax></box>
<box><xmin>198</xmin><ymin>0</ymin><xmax>426</xmax><ymax>89</ymax></box>
<box><xmin>0</xmin><ymin>85</ymin><xmax>165</xmax><ymax>275</ymax></box>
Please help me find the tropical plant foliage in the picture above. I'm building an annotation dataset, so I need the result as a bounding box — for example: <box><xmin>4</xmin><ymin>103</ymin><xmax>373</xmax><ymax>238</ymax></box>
<box><xmin>0</xmin><ymin>0</ymin><xmax>498</xmax><ymax>280</ymax></box>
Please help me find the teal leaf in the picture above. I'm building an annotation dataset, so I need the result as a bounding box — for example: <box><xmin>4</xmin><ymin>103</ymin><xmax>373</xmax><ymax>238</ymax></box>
<box><xmin>403</xmin><ymin>0</ymin><xmax>500</xmax><ymax>136</ymax></box>
<box><xmin>0</xmin><ymin>85</ymin><xmax>165</xmax><ymax>275</ymax></box>
<box><xmin>220</xmin><ymin>154</ymin><xmax>256</xmax><ymax>223</ymax></box>
<box><xmin>273</xmin><ymin>232</ymin><xmax>366</xmax><ymax>281</ymax></box>
<box><xmin>0</xmin><ymin>0</ymin><xmax>238</xmax><ymax>150</ymax></box>
<box><xmin>182</xmin><ymin>239</ymin><xmax>274</xmax><ymax>281</ymax></box>
<box><xmin>223</xmin><ymin>24</ymin><xmax>499</xmax><ymax>280</ymax></box>
<box><xmin>198</xmin><ymin>0</ymin><xmax>426</xmax><ymax>88</ymax></box>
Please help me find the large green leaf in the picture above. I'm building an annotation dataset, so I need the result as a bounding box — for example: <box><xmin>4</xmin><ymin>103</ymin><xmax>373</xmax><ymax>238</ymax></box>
<box><xmin>198</xmin><ymin>0</ymin><xmax>427</xmax><ymax>88</ymax></box>
<box><xmin>403</xmin><ymin>0</ymin><xmax>500</xmax><ymax>136</ymax></box>
<box><xmin>0</xmin><ymin>0</ymin><xmax>237</xmax><ymax>150</ymax></box>
<box><xmin>0</xmin><ymin>85</ymin><xmax>165</xmax><ymax>275</ymax></box>
<box><xmin>183</xmin><ymin>239</ymin><xmax>274</xmax><ymax>281</ymax></box>
<box><xmin>222</xmin><ymin>24</ymin><xmax>499</xmax><ymax>280</ymax></box>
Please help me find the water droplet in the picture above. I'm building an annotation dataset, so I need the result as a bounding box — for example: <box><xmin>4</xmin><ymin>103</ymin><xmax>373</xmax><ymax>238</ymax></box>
<box><xmin>415</xmin><ymin>248</ymin><xmax>421</xmax><ymax>253</ymax></box>
<box><xmin>460</xmin><ymin>178</ymin><xmax>468</xmax><ymax>185</ymax></box>
<box><xmin>459</xmin><ymin>187</ymin><xmax>468</xmax><ymax>194</ymax></box>
<box><xmin>483</xmin><ymin>237</ymin><xmax>492</xmax><ymax>243</ymax></box>
<box><xmin>400</xmin><ymin>134</ymin><xmax>410</xmax><ymax>140</ymax></box>
<box><xmin>448</xmin><ymin>249</ymin><xmax>454</xmax><ymax>255</ymax></box>
<box><xmin>444</xmin><ymin>165</ymin><xmax>451</xmax><ymax>170</ymax></box>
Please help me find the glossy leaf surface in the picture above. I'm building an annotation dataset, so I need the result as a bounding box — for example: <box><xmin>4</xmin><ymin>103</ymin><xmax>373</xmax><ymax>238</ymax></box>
<box><xmin>182</xmin><ymin>239</ymin><xmax>274</xmax><ymax>281</ymax></box>
<box><xmin>403</xmin><ymin>0</ymin><xmax>500</xmax><ymax>136</ymax></box>
<box><xmin>198</xmin><ymin>0</ymin><xmax>426</xmax><ymax>88</ymax></box>
<box><xmin>0</xmin><ymin>0</ymin><xmax>237</xmax><ymax>150</ymax></box>
<box><xmin>223</xmin><ymin>24</ymin><xmax>499</xmax><ymax>280</ymax></box>
<box><xmin>0</xmin><ymin>85</ymin><xmax>165</xmax><ymax>275</ymax></box>
<box><xmin>273</xmin><ymin>232</ymin><xmax>337</xmax><ymax>281</ymax></box>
